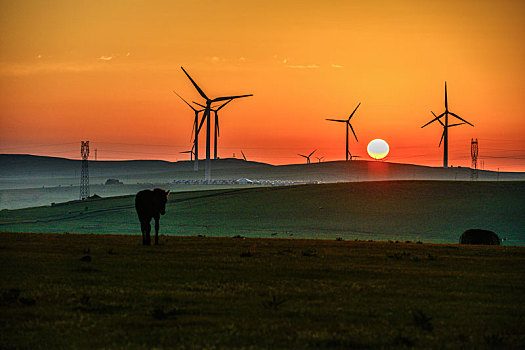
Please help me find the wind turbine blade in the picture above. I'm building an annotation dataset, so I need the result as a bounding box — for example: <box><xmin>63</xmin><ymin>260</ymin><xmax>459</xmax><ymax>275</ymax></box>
<box><xmin>449</xmin><ymin>122</ymin><xmax>466</xmax><ymax>127</ymax></box>
<box><xmin>216</xmin><ymin>99</ymin><xmax>232</xmax><ymax>111</ymax></box>
<box><xmin>439</xmin><ymin>129</ymin><xmax>445</xmax><ymax>147</ymax></box>
<box><xmin>432</xmin><ymin>111</ymin><xmax>445</xmax><ymax>127</ymax></box>
<box><xmin>197</xmin><ymin>110</ymin><xmax>208</xmax><ymax>135</ymax></box>
<box><xmin>326</xmin><ymin>119</ymin><xmax>347</xmax><ymax>122</ymax></box>
<box><xmin>308</xmin><ymin>149</ymin><xmax>317</xmax><ymax>157</ymax></box>
<box><xmin>297</xmin><ymin>154</ymin><xmax>307</xmax><ymax>158</ymax></box>
<box><xmin>173</xmin><ymin>91</ymin><xmax>197</xmax><ymax>111</ymax></box>
<box><xmin>241</xmin><ymin>150</ymin><xmax>246</xmax><ymax>161</ymax></box>
<box><xmin>348</xmin><ymin>102</ymin><xmax>361</xmax><ymax>120</ymax></box>
<box><xmin>181</xmin><ymin>67</ymin><xmax>209</xmax><ymax>100</ymax></box>
<box><xmin>212</xmin><ymin>94</ymin><xmax>253</xmax><ymax>102</ymax></box>
<box><xmin>444</xmin><ymin>81</ymin><xmax>448</xmax><ymax>111</ymax></box>
<box><xmin>215</xmin><ymin>113</ymin><xmax>220</xmax><ymax>137</ymax></box>
<box><xmin>421</xmin><ymin>112</ymin><xmax>446</xmax><ymax>128</ymax></box>
<box><xmin>349</xmin><ymin>123</ymin><xmax>358</xmax><ymax>142</ymax></box>
<box><xmin>192</xmin><ymin>101</ymin><xmax>207</xmax><ymax>109</ymax></box>
<box><xmin>449</xmin><ymin>112</ymin><xmax>474</xmax><ymax>126</ymax></box>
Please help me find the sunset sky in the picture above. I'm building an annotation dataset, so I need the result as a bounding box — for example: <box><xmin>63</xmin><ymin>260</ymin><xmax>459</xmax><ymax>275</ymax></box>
<box><xmin>1</xmin><ymin>0</ymin><xmax>524</xmax><ymax>171</ymax></box>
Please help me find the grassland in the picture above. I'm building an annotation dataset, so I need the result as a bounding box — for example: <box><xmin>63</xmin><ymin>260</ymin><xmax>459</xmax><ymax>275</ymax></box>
<box><xmin>1</xmin><ymin>232</ymin><xmax>524</xmax><ymax>349</ymax></box>
<box><xmin>1</xmin><ymin>181</ymin><xmax>524</xmax><ymax>245</ymax></box>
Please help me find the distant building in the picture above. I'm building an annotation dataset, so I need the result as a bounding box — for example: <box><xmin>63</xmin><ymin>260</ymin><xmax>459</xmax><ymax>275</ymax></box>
<box><xmin>105</xmin><ymin>178</ymin><xmax>123</xmax><ymax>185</ymax></box>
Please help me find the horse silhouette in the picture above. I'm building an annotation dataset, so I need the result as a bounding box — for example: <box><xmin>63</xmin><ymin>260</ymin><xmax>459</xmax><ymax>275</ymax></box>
<box><xmin>135</xmin><ymin>188</ymin><xmax>170</xmax><ymax>245</ymax></box>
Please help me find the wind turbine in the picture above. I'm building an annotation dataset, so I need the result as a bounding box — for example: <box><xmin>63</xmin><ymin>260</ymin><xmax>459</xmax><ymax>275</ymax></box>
<box><xmin>193</xmin><ymin>99</ymin><xmax>233</xmax><ymax>160</ymax></box>
<box><xmin>181</xmin><ymin>67</ymin><xmax>252</xmax><ymax>180</ymax></box>
<box><xmin>241</xmin><ymin>150</ymin><xmax>247</xmax><ymax>161</ymax></box>
<box><xmin>422</xmin><ymin>82</ymin><xmax>473</xmax><ymax>168</ymax></box>
<box><xmin>298</xmin><ymin>149</ymin><xmax>316</xmax><ymax>164</ymax></box>
<box><xmin>180</xmin><ymin>144</ymin><xmax>195</xmax><ymax>161</ymax></box>
<box><xmin>173</xmin><ymin>91</ymin><xmax>204</xmax><ymax>171</ymax></box>
<box><xmin>326</xmin><ymin>103</ymin><xmax>361</xmax><ymax>161</ymax></box>
<box><xmin>316</xmin><ymin>156</ymin><xmax>324</xmax><ymax>163</ymax></box>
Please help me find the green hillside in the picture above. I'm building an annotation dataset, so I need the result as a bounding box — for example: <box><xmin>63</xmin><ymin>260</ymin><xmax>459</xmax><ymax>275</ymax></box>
<box><xmin>1</xmin><ymin>181</ymin><xmax>524</xmax><ymax>245</ymax></box>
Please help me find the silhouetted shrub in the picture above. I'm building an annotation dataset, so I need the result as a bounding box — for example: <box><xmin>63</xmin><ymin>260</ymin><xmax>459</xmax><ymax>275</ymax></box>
<box><xmin>2</xmin><ymin>288</ymin><xmax>21</xmax><ymax>303</ymax></box>
<box><xmin>262</xmin><ymin>294</ymin><xmax>287</xmax><ymax>310</ymax></box>
<box><xmin>302</xmin><ymin>249</ymin><xmax>318</xmax><ymax>257</ymax></box>
<box><xmin>19</xmin><ymin>297</ymin><xmax>36</xmax><ymax>306</ymax></box>
<box><xmin>410</xmin><ymin>309</ymin><xmax>433</xmax><ymax>332</ymax></box>
<box><xmin>460</xmin><ymin>229</ymin><xmax>500</xmax><ymax>245</ymax></box>
<box><xmin>484</xmin><ymin>332</ymin><xmax>505</xmax><ymax>346</ymax></box>
<box><xmin>151</xmin><ymin>306</ymin><xmax>181</xmax><ymax>320</ymax></box>
<box><xmin>393</xmin><ymin>332</ymin><xmax>414</xmax><ymax>347</ymax></box>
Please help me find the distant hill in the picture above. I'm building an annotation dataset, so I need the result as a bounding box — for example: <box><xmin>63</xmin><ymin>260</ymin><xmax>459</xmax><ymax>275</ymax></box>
<box><xmin>1</xmin><ymin>154</ymin><xmax>524</xmax><ymax>190</ymax></box>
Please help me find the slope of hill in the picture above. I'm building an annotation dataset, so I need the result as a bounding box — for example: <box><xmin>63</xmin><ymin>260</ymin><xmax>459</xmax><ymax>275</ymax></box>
<box><xmin>1</xmin><ymin>181</ymin><xmax>524</xmax><ymax>246</ymax></box>
<box><xmin>2</xmin><ymin>154</ymin><xmax>524</xmax><ymax>189</ymax></box>
<box><xmin>2</xmin><ymin>154</ymin><xmax>524</xmax><ymax>209</ymax></box>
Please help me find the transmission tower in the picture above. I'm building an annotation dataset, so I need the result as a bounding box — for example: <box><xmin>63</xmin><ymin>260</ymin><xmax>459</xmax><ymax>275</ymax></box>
<box><xmin>80</xmin><ymin>141</ymin><xmax>90</xmax><ymax>200</ymax></box>
<box><xmin>470</xmin><ymin>138</ymin><xmax>479</xmax><ymax>180</ymax></box>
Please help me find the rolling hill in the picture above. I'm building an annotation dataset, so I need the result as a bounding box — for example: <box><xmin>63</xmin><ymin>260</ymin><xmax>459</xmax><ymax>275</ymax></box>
<box><xmin>1</xmin><ymin>181</ymin><xmax>524</xmax><ymax>245</ymax></box>
<box><xmin>2</xmin><ymin>154</ymin><xmax>524</xmax><ymax>190</ymax></box>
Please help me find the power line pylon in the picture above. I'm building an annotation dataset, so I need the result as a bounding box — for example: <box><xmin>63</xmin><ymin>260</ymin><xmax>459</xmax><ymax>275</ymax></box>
<box><xmin>470</xmin><ymin>138</ymin><xmax>479</xmax><ymax>181</ymax></box>
<box><xmin>80</xmin><ymin>141</ymin><xmax>90</xmax><ymax>200</ymax></box>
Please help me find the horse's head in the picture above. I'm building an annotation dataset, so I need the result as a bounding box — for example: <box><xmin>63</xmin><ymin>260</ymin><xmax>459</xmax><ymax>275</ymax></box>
<box><xmin>154</xmin><ymin>188</ymin><xmax>170</xmax><ymax>215</ymax></box>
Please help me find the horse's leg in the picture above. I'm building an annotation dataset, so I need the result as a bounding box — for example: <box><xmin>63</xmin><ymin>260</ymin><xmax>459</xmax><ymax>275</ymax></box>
<box><xmin>145</xmin><ymin>219</ymin><xmax>151</xmax><ymax>245</ymax></box>
<box><xmin>154</xmin><ymin>215</ymin><xmax>160</xmax><ymax>245</ymax></box>
<box><xmin>140</xmin><ymin>220</ymin><xmax>147</xmax><ymax>245</ymax></box>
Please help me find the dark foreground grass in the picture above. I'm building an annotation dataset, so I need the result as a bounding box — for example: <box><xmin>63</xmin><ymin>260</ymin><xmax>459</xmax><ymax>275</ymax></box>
<box><xmin>1</xmin><ymin>232</ymin><xmax>524</xmax><ymax>349</ymax></box>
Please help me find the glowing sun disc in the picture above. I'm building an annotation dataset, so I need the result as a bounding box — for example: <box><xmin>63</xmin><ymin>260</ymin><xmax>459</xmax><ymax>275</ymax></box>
<box><xmin>367</xmin><ymin>139</ymin><xmax>389</xmax><ymax>160</ymax></box>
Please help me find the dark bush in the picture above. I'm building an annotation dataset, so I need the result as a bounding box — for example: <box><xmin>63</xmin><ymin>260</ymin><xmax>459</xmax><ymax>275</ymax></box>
<box><xmin>460</xmin><ymin>229</ymin><xmax>500</xmax><ymax>245</ymax></box>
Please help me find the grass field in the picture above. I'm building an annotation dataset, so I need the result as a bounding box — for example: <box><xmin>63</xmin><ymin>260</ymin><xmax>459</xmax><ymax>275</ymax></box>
<box><xmin>1</xmin><ymin>181</ymin><xmax>524</xmax><ymax>245</ymax></box>
<box><xmin>1</xmin><ymin>232</ymin><xmax>524</xmax><ymax>349</ymax></box>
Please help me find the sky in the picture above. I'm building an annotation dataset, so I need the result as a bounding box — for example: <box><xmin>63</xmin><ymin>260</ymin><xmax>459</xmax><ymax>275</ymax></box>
<box><xmin>1</xmin><ymin>0</ymin><xmax>524</xmax><ymax>171</ymax></box>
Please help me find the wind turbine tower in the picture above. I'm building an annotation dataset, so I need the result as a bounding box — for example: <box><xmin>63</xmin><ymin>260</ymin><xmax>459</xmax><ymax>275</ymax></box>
<box><xmin>180</xmin><ymin>144</ymin><xmax>195</xmax><ymax>161</ymax></box>
<box><xmin>326</xmin><ymin>103</ymin><xmax>361</xmax><ymax>161</ymax></box>
<box><xmin>193</xmin><ymin>99</ymin><xmax>233</xmax><ymax>160</ymax></box>
<box><xmin>174</xmin><ymin>91</ymin><xmax>204</xmax><ymax>171</ymax></box>
<box><xmin>422</xmin><ymin>82</ymin><xmax>473</xmax><ymax>168</ymax></box>
<box><xmin>181</xmin><ymin>67</ymin><xmax>252</xmax><ymax>180</ymax></box>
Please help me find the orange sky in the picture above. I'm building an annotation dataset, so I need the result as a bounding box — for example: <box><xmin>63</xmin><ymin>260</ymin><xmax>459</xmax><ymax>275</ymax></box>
<box><xmin>1</xmin><ymin>0</ymin><xmax>524</xmax><ymax>171</ymax></box>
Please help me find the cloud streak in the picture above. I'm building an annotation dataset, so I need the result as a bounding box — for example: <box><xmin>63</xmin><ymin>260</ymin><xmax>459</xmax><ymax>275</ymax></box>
<box><xmin>287</xmin><ymin>64</ymin><xmax>320</xmax><ymax>69</ymax></box>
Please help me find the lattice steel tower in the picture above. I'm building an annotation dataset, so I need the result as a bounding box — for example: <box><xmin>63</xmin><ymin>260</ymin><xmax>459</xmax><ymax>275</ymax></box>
<box><xmin>470</xmin><ymin>138</ymin><xmax>479</xmax><ymax>180</ymax></box>
<box><xmin>80</xmin><ymin>141</ymin><xmax>90</xmax><ymax>200</ymax></box>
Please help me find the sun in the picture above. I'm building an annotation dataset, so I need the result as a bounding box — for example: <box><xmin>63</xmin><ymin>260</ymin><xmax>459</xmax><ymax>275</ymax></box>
<box><xmin>367</xmin><ymin>139</ymin><xmax>389</xmax><ymax>160</ymax></box>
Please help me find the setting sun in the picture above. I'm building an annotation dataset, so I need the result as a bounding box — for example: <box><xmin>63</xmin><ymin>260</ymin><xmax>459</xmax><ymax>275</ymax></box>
<box><xmin>367</xmin><ymin>139</ymin><xmax>389</xmax><ymax>160</ymax></box>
